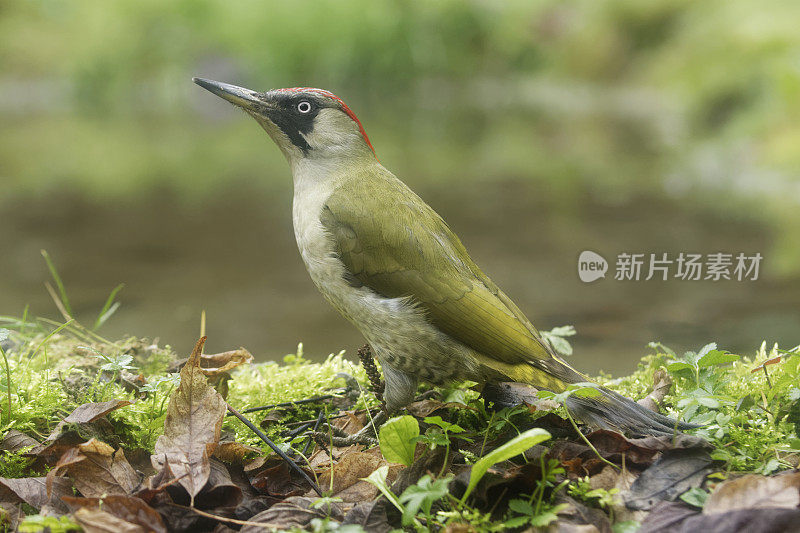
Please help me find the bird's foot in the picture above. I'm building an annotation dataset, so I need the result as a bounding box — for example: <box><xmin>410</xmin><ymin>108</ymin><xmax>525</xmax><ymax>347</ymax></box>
<box><xmin>308</xmin><ymin>410</ymin><xmax>388</xmax><ymax>448</ymax></box>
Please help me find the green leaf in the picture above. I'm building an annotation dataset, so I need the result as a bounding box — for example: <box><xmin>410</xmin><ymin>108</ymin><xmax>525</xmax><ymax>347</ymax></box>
<box><xmin>503</xmin><ymin>516</ymin><xmax>531</xmax><ymax>528</ymax></box>
<box><xmin>667</xmin><ymin>361</ymin><xmax>695</xmax><ymax>372</ymax></box>
<box><xmin>679</xmin><ymin>487</ymin><xmax>708</xmax><ymax>508</ymax></box>
<box><xmin>648</xmin><ymin>341</ymin><xmax>676</xmax><ymax>357</ymax></box>
<box><xmin>507</xmin><ymin>498</ymin><xmax>535</xmax><ymax>516</ymax></box>
<box><xmin>423</xmin><ymin>416</ymin><xmax>464</xmax><ymax>433</ymax></box>
<box><xmin>541</xmin><ymin>325</ymin><xmax>576</xmax><ymax>356</ymax></box>
<box><xmin>362</xmin><ymin>465</ymin><xmax>403</xmax><ymax>512</ymax></box>
<box><xmin>398</xmin><ymin>474</ymin><xmax>451</xmax><ymax>526</ymax></box>
<box><xmin>41</xmin><ymin>249</ymin><xmax>73</xmax><ymax>316</ymax></box>
<box><xmin>93</xmin><ymin>283</ymin><xmax>125</xmax><ymax>330</ymax></box>
<box><xmin>379</xmin><ymin>415</ymin><xmax>419</xmax><ymax>466</ymax></box>
<box><xmin>461</xmin><ymin>427</ymin><xmax>551</xmax><ymax>502</ymax></box>
<box><xmin>696</xmin><ymin>397</ymin><xmax>721</xmax><ymax>408</ymax></box>
<box><xmin>697</xmin><ymin>350</ymin><xmax>739</xmax><ymax>368</ymax></box>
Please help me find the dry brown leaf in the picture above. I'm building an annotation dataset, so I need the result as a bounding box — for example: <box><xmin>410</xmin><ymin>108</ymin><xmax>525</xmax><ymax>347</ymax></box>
<box><xmin>703</xmin><ymin>472</ymin><xmax>800</xmax><ymax>514</ymax></box>
<box><xmin>64</xmin><ymin>400</ymin><xmax>133</xmax><ymax>424</ymax></box>
<box><xmin>249</xmin><ymin>461</ymin><xmax>309</xmax><ymax>498</ymax></box>
<box><xmin>316</xmin><ymin>451</ymin><xmax>385</xmax><ymax>496</ymax></box>
<box><xmin>0</xmin><ymin>476</ymin><xmax>71</xmax><ymax>514</ymax></box>
<box><xmin>47</xmin><ymin>438</ymin><xmax>139</xmax><ymax>498</ymax></box>
<box><xmin>199</xmin><ymin>348</ymin><xmax>254</xmax><ymax>377</ymax></box>
<box><xmin>406</xmin><ymin>399</ymin><xmax>477</xmax><ymax>418</ymax></box>
<box><xmin>240</xmin><ymin>496</ymin><xmax>343</xmax><ymax>533</ymax></box>
<box><xmin>1</xmin><ymin>430</ymin><xmax>39</xmax><ymax>453</ymax></box>
<box><xmin>213</xmin><ymin>441</ymin><xmax>262</xmax><ymax>464</ymax></box>
<box><xmin>151</xmin><ymin>336</ymin><xmax>226</xmax><ymax>504</ymax></box>
<box><xmin>73</xmin><ymin>506</ymin><xmax>147</xmax><ymax>533</ymax></box>
<box><xmin>63</xmin><ymin>495</ymin><xmax>167</xmax><ymax>533</ymax></box>
<box><xmin>332</xmin><ymin>411</ymin><xmax>367</xmax><ymax>435</ymax></box>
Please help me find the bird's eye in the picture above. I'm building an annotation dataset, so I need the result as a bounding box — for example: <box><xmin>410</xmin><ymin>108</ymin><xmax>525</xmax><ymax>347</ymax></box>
<box><xmin>297</xmin><ymin>101</ymin><xmax>312</xmax><ymax>113</ymax></box>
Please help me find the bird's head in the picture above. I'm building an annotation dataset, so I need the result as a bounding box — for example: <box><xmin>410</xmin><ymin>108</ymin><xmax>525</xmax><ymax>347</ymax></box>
<box><xmin>193</xmin><ymin>78</ymin><xmax>375</xmax><ymax>166</ymax></box>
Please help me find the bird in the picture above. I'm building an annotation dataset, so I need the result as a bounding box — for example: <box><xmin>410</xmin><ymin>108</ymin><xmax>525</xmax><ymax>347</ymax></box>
<box><xmin>193</xmin><ymin>77</ymin><xmax>691</xmax><ymax>437</ymax></box>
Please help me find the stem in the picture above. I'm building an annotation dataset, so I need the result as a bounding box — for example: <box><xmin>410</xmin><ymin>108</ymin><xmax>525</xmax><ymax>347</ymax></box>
<box><xmin>438</xmin><ymin>431</ymin><xmax>450</xmax><ymax>478</ymax></box>
<box><xmin>565</xmin><ymin>410</ymin><xmax>619</xmax><ymax>471</ymax></box>
<box><xmin>226</xmin><ymin>402</ymin><xmax>322</xmax><ymax>496</ymax></box>
<box><xmin>479</xmin><ymin>411</ymin><xmax>495</xmax><ymax>458</ymax></box>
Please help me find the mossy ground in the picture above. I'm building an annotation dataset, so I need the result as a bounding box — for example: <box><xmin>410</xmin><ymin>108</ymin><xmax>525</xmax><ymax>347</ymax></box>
<box><xmin>1</xmin><ymin>316</ymin><xmax>799</xmax><ymax>531</ymax></box>
<box><xmin>2</xmin><ymin>317</ymin><xmax>798</xmax><ymax>478</ymax></box>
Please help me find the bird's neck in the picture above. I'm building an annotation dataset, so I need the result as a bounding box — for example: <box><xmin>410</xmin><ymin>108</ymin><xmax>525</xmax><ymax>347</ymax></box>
<box><xmin>290</xmin><ymin>153</ymin><xmax>382</xmax><ymax>196</ymax></box>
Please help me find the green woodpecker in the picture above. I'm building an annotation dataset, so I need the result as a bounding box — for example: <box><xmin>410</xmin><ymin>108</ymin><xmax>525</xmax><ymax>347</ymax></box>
<box><xmin>194</xmin><ymin>78</ymin><xmax>690</xmax><ymax>436</ymax></box>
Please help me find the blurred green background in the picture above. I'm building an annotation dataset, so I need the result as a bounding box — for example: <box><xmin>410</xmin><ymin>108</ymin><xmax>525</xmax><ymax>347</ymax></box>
<box><xmin>2</xmin><ymin>0</ymin><xmax>799</xmax><ymax>374</ymax></box>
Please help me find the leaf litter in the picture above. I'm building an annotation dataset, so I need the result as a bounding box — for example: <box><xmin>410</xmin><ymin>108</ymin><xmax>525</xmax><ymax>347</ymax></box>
<box><xmin>1</xmin><ymin>332</ymin><xmax>799</xmax><ymax>532</ymax></box>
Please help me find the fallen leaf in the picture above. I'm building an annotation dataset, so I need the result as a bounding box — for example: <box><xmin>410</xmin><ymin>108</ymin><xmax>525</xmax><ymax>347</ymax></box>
<box><xmin>62</xmin><ymin>495</ymin><xmax>167</xmax><ymax>533</ymax></box>
<box><xmin>151</xmin><ymin>336</ymin><xmax>227</xmax><ymax>504</ymax></box>
<box><xmin>640</xmin><ymin>501</ymin><xmax>800</xmax><ymax>533</ymax></box>
<box><xmin>193</xmin><ymin>459</ymin><xmax>243</xmax><ymax>510</ymax></box>
<box><xmin>625</xmin><ymin>448</ymin><xmax>713</xmax><ymax>511</ymax></box>
<box><xmin>406</xmin><ymin>399</ymin><xmax>478</xmax><ymax>418</ymax></box>
<box><xmin>0</xmin><ymin>476</ymin><xmax>71</xmax><ymax>514</ymax></box>
<box><xmin>1</xmin><ymin>430</ymin><xmax>39</xmax><ymax>453</ymax></box>
<box><xmin>750</xmin><ymin>356</ymin><xmax>784</xmax><ymax>373</ymax></box>
<box><xmin>315</xmin><ymin>451</ymin><xmax>399</xmax><ymax>502</ymax></box>
<box><xmin>317</xmin><ymin>451</ymin><xmax>385</xmax><ymax>495</ymax></box>
<box><xmin>332</xmin><ymin>411</ymin><xmax>367</xmax><ymax>434</ymax></box>
<box><xmin>342</xmin><ymin>500</ymin><xmax>393</xmax><ymax>533</ymax></box>
<box><xmin>213</xmin><ymin>441</ymin><xmax>261</xmax><ymax>464</ymax></box>
<box><xmin>703</xmin><ymin>472</ymin><xmax>800</xmax><ymax>514</ymax></box>
<box><xmin>199</xmin><ymin>348</ymin><xmax>254</xmax><ymax>376</ymax></box>
<box><xmin>48</xmin><ymin>438</ymin><xmax>139</xmax><ymax>498</ymax></box>
<box><xmin>64</xmin><ymin>400</ymin><xmax>132</xmax><ymax>424</ymax></box>
<box><xmin>240</xmin><ymin>496</ymin><xmax>343</xmax><ymax>533</ymax></box>
<box><xmin>549</xmin><ymin>494</ymin><xmax>612</xmax><ymax>533</ymax></box>
<box><xmin>248</xmin><ymin>460</ymin><xmax>309</xmax><ymax>498</ymax></box>
<box><xmin>73</xmin><ymin>506</ymin><xmax>147</xmax><ymax>533</ymax></box>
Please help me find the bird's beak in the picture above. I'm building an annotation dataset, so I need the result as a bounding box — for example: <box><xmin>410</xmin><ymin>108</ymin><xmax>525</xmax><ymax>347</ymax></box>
<box><xmin>192</xmin><ymin>77</ymin><xmax>263</xmax><ymax>111</ymax></box>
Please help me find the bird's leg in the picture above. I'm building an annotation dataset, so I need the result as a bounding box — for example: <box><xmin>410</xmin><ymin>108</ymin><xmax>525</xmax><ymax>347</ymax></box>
<box><xmin>307</xmin><ymin>344</ymin><xmax>391</xmax><ymax>448</ymax></box>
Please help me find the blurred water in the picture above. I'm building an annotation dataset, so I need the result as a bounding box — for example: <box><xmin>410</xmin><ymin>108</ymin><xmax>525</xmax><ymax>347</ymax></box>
<box><xmin>3</xmin><ymin>181</ymin><xmax>798</xmax><ymax>376</ymax></box>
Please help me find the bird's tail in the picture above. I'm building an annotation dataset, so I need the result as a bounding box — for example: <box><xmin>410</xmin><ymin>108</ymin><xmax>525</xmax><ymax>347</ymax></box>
<box><xmin>532</xmin><ymin>356</ymin><xmax>697</xmax><ymax>437</ymax></box>
<box><xmin>565</xmin><ymin>385</ymin><xmax>697</xmax><ymax>437</ymax></box>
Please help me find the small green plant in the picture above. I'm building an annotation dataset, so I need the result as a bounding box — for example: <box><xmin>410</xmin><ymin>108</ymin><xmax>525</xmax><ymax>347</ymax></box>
<box><xmin>568</xmin><ymin>476</ymin><xmax>620</xmax><ymax>519</ymax></box>
<box><xmin>398</xmin><ymin>474</ymin><xmax>453</xmax><ymax>528</ymax></box>
<box><xmin>415</xmin><ymin>416</ymin><xmax>471</xmax><ymax>476</ymax></box>
<box><xmin>539</xmin><ymin>384</ymin><xmax>619</xmax><ymax>470</ymax></box>
<box><xmin>541</xmin><ymin>325</ymin><xmax>577</xmax><ymax>357</ymax></box>
<box><xmin>502</xmin><ymin>456</ymin><xmax>569</xmax><ymax>529</ymax></box>
<box><xmin>461</xmin><ymin>427</ymin><xmax>551</xmax><ymax>503</ymax></box>
<box><xmin>17</xmin><ymin>514</ymin><xmax>80</xmax><ymax>533</ymax></box>
<box><xmin>679</xmin><ymin>487</ymin><xmax>709</xmax><ymax>508</ymax></box>
<box><xmin>379</xmin><ymin>415</ymin><xmax>420</xmax><ymax>466</ymax></box>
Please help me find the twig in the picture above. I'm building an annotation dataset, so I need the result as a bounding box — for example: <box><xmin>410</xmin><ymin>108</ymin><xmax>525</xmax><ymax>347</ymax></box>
<box><xmin>301</xmin><ymin>410</ymin><xmax>326</xmax><ymax>456</ymax></box>
<box><xmin>171</xmin><ymin>503</ymin><xmax>272</xmax><ymax>529</ymax></box>
<box><xmin>233</xmin><ymin>394</ymin><xmax>338</xmax><ymax>415</ymax></box>
<box><xmin>225</xmin><ymin>402</ymin><xmax>322</xmax><ymax>496</ymax></box>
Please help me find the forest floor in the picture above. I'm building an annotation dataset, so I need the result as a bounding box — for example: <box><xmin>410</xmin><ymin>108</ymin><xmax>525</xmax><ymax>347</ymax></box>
<box><xmin>1</xmin><ymin>314</ymin><xmax>799</xmax><ymax>532</ymax></box>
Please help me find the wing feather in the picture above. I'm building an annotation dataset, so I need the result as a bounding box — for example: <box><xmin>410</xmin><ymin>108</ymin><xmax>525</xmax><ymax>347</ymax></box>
<box><xmin>320</xmin><ymin>173</ymin><xmax>554</xmax><ymax>364</ymax></box>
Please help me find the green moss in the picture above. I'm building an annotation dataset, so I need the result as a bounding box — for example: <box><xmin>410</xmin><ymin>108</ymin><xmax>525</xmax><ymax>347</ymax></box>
<box><xmin>2</xmin><ymin>315</ymin><xmax>798</xmax><ymax>477</ymax></box>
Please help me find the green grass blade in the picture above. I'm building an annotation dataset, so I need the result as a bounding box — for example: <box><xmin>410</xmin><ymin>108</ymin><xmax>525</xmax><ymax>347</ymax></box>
<box><xmin>93</xmin><ymin>283</ymin><xmax>125</xmax><ymax>330</ymax></box>
<box><xmin>40</xmin><ymin>250</ymin><xmax>73</xmax><ymax>316</ymax></box>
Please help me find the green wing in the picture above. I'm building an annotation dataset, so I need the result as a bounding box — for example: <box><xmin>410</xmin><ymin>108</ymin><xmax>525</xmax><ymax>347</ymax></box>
<box><xmin>320</xmin><ymin>172</ymin><xmax>554</xmax><ymax>365</ymax></box>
